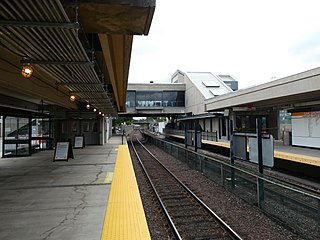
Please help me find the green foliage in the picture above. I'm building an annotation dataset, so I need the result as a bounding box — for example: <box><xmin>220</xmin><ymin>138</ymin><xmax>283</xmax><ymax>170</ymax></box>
<box><xmin>113</xmin><ymin>117</ymin><xmax>133</xmax><ymax>126</ymax></box>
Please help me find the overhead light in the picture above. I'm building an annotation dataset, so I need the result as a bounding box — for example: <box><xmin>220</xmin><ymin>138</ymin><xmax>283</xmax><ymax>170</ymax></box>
<box><xmin>70</xmin><ymin>94</ymin><xmax>76</xmax><ymax>102</ymax></box>
<box><xmin>86</xmin><ymin>103</ymin><xmax>90</xmax><ymax>109</ymax></box>
<box><xmin>99</xmin><ymin>111</ymin><xmax>102</xmax><ymax>115</ymax></box>
<box><xmin>93</xmin><ymin>108</ymin><xmax>97</xmax><ymax>112</ymax></box>
<box><xmin>102</xmin><ymin>114</ymin><xmax>105</xmax><ymax>117</ymax></box>
<box><xmin>21</xmin><ymin>64</ymin><xmax>33</xmax><ymax>78</ymax></box>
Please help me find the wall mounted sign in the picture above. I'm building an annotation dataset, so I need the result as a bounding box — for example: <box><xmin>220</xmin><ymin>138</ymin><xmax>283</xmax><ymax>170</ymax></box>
<box><xmin>74</xmin><ymin>135</ymin><xmax>84</xmax><ymax>149</ymax></box>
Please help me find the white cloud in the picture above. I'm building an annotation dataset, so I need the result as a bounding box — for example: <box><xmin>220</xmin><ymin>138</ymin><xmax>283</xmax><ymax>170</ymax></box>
<box><xmin>129</xmin><ymin>0</ymin><xmax>320</xmax><ymax>89</ymax></box>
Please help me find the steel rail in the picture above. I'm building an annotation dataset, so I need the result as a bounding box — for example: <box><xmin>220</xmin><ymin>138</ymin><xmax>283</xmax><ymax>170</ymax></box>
<box><xmin>147</xmin><ymin>132</ymin><xmax>320</xmax><ymax>200</ymax></box>
<box><xmin>129</xmin><ymin>139</ymin><xmax>182</xmax><ymax>240</ymax></box>
<box><xmin>132</xmin><ymin>137</ymin><xmax>243</xmax><ymax>240</ymax></box>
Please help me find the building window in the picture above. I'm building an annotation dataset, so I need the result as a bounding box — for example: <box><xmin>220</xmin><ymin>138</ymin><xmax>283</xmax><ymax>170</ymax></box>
<box><xmin>136</xmin><ymin>91</ymin><xmax>163</xmax><ymax>107</ymax></box>
<box><xmin>126</xmin><ymin>91</ymin><xmax>136</xmax><ymax>108</ymax></box>
<box><xmin>163</xmin><ymin>91</ymin><xmax>185</xmax><ymax>107</ymax></box>
<box><xmin>126</xmin><ymin>90</ymin><xmax>185</xmax><ymax>108</ymax></box>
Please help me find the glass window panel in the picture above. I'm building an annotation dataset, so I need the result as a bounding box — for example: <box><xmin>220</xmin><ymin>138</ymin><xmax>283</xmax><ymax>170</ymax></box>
<box><xmin>41</xmin><ymin>119</ymin><xmax>50</xmax><ymax>137</ymax></box>
<box><xmin>163</xmin><ymin>91</ymin><xmax>185</xmax><ymax>107</ymax></box>
<box><xmin>4</xmin><ymin>144</ymin><xmax>16</xmax><ymax>156</ymax></box>
<box><xmin>136</xmin><ymin>91</ymin><xmax>163</xmax><ymax>107</ymax></box>
<box><xmin>32</xmin><ymin>118</ymin><xmax>45</xmax><ymax>137</ymax></box>
<box><xmin>126</xmin><ymin>91</ymin><xmax>136</xmax><ymax>108</ymax></box>
<box><xmin>40</xmin><ymin>140</ymin><xmax>50</xmax><ymax>150</ymax></box>
<box><xmin>5</xmin><ymin>117</ymin><xmax>17</xmax><ymax>140</ymax></box>
<box><xmin>202</xmin><ymin>80</ymin><xmax>220</xmax><ymax>87</ymax></box>
<box><xmin>17</xmin><ymin>144</ymin><xmax>29</xmax><ymax>156</ymax></box>
<box><xmin>18</xmin><ymin>117</ymin><xmax>29</xmax><ymax>140</ymax></box>
<box><xmin>31</xmin><ymin>140</ymin><xmax>40</xmax><ymax>149</ymax></box>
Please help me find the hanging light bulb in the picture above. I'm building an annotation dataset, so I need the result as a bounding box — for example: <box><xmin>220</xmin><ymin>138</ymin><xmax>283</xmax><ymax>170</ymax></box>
<box><xmin>99</xmin><ymin>111</ymin><xmax>102</xmax><ymax>115</ymax></box>
<box><xmin>86</xmin><ymin>103</ymin><xmax>90</xmax><ymax>109</ymax></box>
<box><xmin>70</xmin><ymin>94</ymin><xmax>76</xmax><ymax>102</ymax></box>
<box><xmin>93</xmin><ymin>108</ymin><xmax>97</xmax><ymax>112</ymax></box>
<box><xmin>102</xmin><ymin>113</ymin><xmax>105</xmax><ymax>117</ymax></box>
<box><xmin>21</xmin><ymin>64</ymin><xmax>33</xmax><ymax>78</ymax></box>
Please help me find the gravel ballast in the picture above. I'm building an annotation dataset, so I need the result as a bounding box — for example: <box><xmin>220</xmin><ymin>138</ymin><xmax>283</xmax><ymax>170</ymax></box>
<box><xmin>130</xmin><ymin>142</ymin><xmax>306</xmax><ymax>240</ymax></box>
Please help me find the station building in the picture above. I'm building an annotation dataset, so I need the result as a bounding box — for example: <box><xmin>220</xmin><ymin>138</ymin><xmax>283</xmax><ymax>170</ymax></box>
<box><xmin>124</xmin><ymin>67</ymin><xmax>320</xmax><ymax>149</ymax></box>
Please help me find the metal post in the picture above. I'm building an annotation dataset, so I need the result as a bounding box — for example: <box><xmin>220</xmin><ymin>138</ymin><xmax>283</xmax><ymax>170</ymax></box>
<box><xmin>184</xmin><ymin>121</ymin><xmax>187</xmax><ymax>148</ymax></box>
<box><xmin>194</xmin><ymin>120</ymin><xmax>198</xmax><ymax>152</ymax></box>
<box><xmin>229</xmin><ymin>120</ymin><xmax>235</xmax><ymax>188</ymax></box>
<box><xmin>1</xmin><ymin>116</ymin><xmax>4</xmax><ymax>158</ymax></box>
<box><xmin>256</xmin><ymin>117</ymin><xmax>264</xmax><ymax>207</ymax></box>
<box><xmin>28</xmin><ymin>117</ymin><xmax>32</xmax><ymax>155</ymax></box>
<box><xmin>257</xmin><ymin>117</ymin><xmax>263</xmax><ymax>174</ymax></box>
<box><xmin>122</xmin><ymin>129</ymin><xmax>124</xmax><ymax>145</ymax></box>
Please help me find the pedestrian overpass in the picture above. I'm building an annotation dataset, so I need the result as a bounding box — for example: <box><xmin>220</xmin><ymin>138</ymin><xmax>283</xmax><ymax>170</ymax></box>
<box><xmin>120</xmin><ymin>82</ymin><xmax>187</xmax><ymax>117</ymax></box>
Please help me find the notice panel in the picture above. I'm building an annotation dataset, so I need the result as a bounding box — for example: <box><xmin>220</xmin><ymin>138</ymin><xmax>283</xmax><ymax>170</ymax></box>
<box><xmin>74</xmin><ymin>135</ymin><xmax>84</xmax><ymax>149</ymax></box>
<box><xmin>54</xmin><ymin>141</ymin><xmax>70</xmax><ymax>161</ymax></box>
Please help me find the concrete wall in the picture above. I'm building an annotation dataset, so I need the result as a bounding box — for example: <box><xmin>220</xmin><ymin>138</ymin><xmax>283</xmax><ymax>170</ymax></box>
<box><xmin>183</xmin><ymin>75</ymin><xmax>206</xmax><ymax>115</ymax></box>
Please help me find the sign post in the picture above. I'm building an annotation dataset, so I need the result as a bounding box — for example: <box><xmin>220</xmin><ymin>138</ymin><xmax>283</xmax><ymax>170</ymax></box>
<box><xmin>53</xmin><ymin>140</ymin><xmax>74</xmax><ymax>161</ymax></box>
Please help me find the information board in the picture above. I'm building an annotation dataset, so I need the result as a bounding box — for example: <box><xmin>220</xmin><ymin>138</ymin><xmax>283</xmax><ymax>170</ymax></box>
<box><xmin>53</xmin><ymin>141</ymin><xmax>73</xmax><ymax>161</ymax></box>
<box><xmin>74</xmin><ymin>135</ymin><xmax>84</xmax><ymax>149</ymax></box>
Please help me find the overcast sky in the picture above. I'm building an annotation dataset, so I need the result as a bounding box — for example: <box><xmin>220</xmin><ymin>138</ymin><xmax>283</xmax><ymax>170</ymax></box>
<box><xmin>128</xmin><ymin>0</ymin><xmax>320</xmax><ymax>89</ymax></box>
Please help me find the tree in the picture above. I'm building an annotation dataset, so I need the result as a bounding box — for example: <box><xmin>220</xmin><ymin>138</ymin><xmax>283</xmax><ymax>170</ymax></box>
<box><xmin>113</xmin><ymin>117</ymin><xmax>133</xmax><ymax>126</ymax></box>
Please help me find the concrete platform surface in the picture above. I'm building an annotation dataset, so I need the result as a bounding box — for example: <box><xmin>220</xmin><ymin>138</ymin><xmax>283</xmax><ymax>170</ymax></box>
<box><xmin>0</xmin><ymin>136</ymin><xmax>123</xmax><ymax>240</ymax></box>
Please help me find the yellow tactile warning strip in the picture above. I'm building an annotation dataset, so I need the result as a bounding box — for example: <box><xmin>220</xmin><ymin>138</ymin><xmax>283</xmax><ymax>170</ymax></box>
<box><xmin>100</xmin><ymin>145</ymin><xmax>151</xmax><ymax>240</ymax></box>
<box><xmin>104</xmin><ymin>172</ymin><xmax>114</xmax><ymax>184</ymax></box>
<box><xmin>203</xmin><ymin>140</ymin><xmax>230</xmax><ymax>148</ymax></box>
<box><xmin>274</xmin><ymin>151</ymin><xmax>320</xmax><ymax>167</ymax></box>
<box><xmin>203</xmin><ymin>140</ymin><xmax>320</xmax><ymax>167</ymax></box>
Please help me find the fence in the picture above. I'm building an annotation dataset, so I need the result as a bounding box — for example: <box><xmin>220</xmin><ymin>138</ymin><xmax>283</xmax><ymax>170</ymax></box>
<box><xmin>163</xmin><ymin>129</ymin><xmax>218</xmax><ymax>142</ymax></box>
<box><xmin>145</xmin><ymin>134</ymin><xmax>320</xmax><ymax>240</ymax></box>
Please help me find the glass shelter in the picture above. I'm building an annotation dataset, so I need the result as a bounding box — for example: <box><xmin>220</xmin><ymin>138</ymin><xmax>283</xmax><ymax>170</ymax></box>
<box><xmin>1</xmin><ymin>107</ymin><xmax>53</xmax><ymax>158</ymax></box>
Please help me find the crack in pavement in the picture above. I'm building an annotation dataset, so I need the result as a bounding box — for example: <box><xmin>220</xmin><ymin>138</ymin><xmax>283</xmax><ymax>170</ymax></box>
<box><xmin>39</xmin><ymin>186</ymin><xmax>88</xmax><ymax>240</ymax></box>
<box><xmin>90</xmin><ymin>165</ymin><xmax>104</xmax><ymax>184</ymax></box>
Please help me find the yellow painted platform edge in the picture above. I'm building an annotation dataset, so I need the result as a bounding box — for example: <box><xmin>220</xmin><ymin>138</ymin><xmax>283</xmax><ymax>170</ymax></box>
<box><xmin>201</xmin><ymin>140</ymin><xmax>320</xmax><ymax>167</ymax></box>
<box><xmin>100</xmin><ymin>145</ymin><xmax>151</xmax><ymax>240</ymax></box>
<box><xmin>274</xmin><ymin>151</ymin><xmax>320</xmax><ymax>167</ymax></box>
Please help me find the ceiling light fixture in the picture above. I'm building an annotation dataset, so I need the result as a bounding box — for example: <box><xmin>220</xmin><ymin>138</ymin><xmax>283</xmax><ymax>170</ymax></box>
<box><xmin>86</xmin><ymin>103</ymin><xmax>90</xmax><ymax>109</ymax></box>
<box><xmin>70</xmin><ymin>94</ymin><xmax>76</xmax><ymax>102</ymax></box>
<box><xmin>93</xmin><ymin>108</ymin><xmax>97</xmax><ymax>112</ymax></box>
<box><xmin>21</xmin><ymin>64</ymin><xmax>33</xmax><ymax>78</ymax></box>
<box><xmin>99</xmin><ymin>111</ymin><xmax>102</xmax><ymax>115</ymax></box>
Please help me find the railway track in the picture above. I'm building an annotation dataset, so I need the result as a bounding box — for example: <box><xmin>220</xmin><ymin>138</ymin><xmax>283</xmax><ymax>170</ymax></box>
<box><xmin>157</xmin><ymin>134</ymin><xmax>319</xmax><ymax>212</ymax></box>
<box><xmin>130</xmin><ymin>137</ymin><xmax>242</xmax><ymax>240</ymax></box>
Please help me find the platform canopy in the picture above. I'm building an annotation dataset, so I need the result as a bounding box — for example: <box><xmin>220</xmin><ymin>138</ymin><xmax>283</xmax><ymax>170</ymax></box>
<box><xmin>0</xmin><ymin>0</ymin><xmax>155</xmax><ymax>116</ymax></box>
<box><xmin>205</xmin><ymin>67</ymin><xmax>320</xmax><ymax>112</ymax></box>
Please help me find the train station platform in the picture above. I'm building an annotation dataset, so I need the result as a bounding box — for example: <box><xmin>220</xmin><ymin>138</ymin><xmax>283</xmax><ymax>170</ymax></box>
<box><xmin>164</xmin><ymin>133</ymin><xmax>320</xmax><ymax>167</ymax></box>
<box><xmin>0</xmin><ymin>135</ymin><xmax>150</xmax><ymax>240</ymax></box>
<box><xmin>162</xmin><ymin>133</ymin><xmax>320</xmax><ymax>181</ymax></box>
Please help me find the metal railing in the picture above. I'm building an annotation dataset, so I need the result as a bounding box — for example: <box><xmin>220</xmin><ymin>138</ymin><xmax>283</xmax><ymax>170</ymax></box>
<box><xmin>163</xmin><ymin>129</ymin><xmax>218</xmax><ymax>142</ymax></box>
<box><xmin>144</xmin><ymin>134</ymin><xmax>320</xmax><ymax>240</ymax></box>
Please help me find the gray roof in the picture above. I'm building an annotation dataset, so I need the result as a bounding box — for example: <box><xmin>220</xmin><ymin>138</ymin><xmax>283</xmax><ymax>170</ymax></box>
<box><xmin>186</xmin><ymin>72</ymin><xmax>233</xmax><ymax>99</ymax></box>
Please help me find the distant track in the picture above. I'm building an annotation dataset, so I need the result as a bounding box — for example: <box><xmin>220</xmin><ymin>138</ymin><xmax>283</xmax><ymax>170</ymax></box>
<box><xmin>130</xmin><ymin>137</ymin><xmax>242</xmax><ymax>240</ymax></box>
